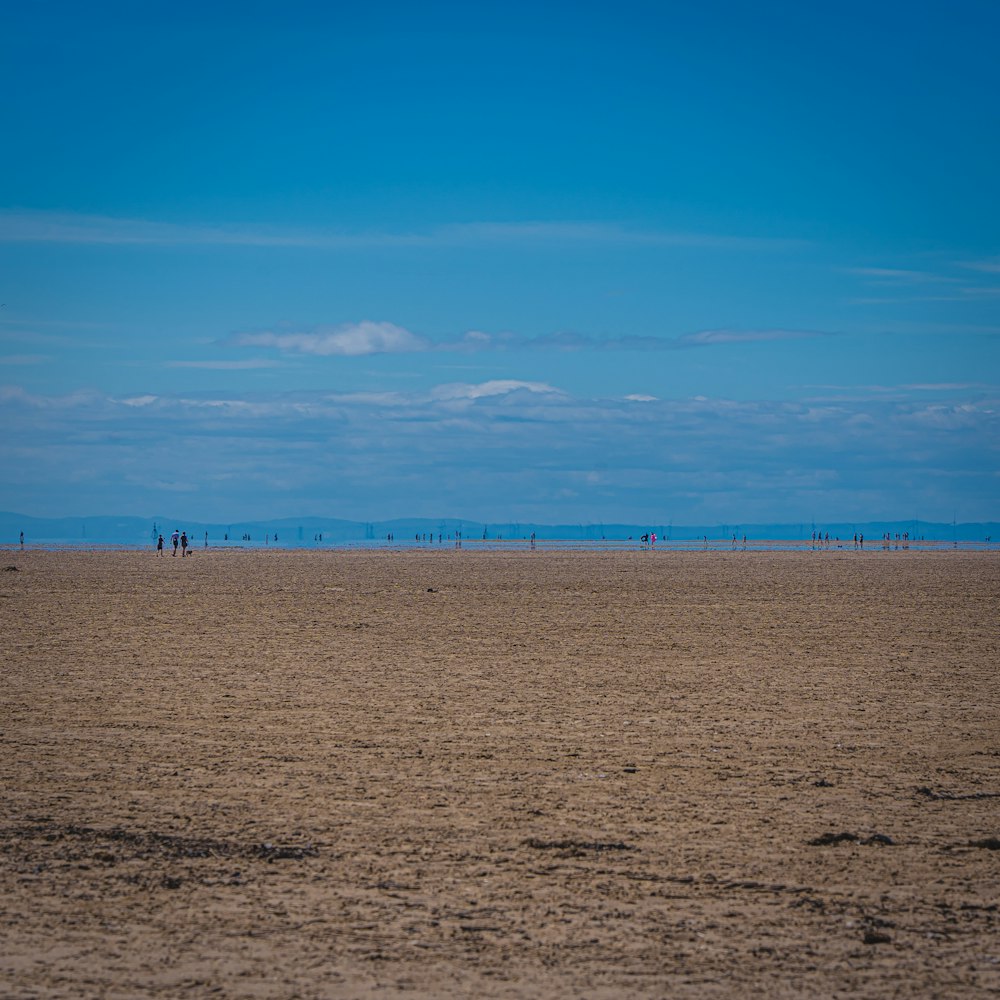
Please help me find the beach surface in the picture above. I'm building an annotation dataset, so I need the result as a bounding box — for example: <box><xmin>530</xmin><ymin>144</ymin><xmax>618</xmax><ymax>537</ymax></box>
<box><xmin>2</xmin><ymin>549</ymin><xmax>998</xmax><ymax>998</ymax></box>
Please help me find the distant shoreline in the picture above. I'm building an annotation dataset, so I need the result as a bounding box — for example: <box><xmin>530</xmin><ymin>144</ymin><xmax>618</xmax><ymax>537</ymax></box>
<box><xmin>3</xmin><ymin>538</ymin><xmax>996</xmax><ymax>554</ymax></box>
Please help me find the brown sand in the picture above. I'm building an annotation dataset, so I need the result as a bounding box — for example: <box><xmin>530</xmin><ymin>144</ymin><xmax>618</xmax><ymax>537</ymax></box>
<box><xmin>2</xmin><ymin>549</ymin><xmax>998</xmax><ymax>998</ymax></box>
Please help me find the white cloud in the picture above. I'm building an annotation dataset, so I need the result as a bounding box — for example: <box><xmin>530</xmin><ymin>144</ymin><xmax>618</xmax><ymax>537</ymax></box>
<box><xmin>459</xmin><ymin>330</ymin><xmax>492</xmax><ymax>347</ymax></box>
<box><xmin>0</xmin><ymin>210</ymin><xmax>803</xmax><ymax>252</ymax></box>
<box><xmin>430</xmin><ymin>380</ymin><xmax>564</xmax><ymax>401</ymax></box>
<box><xmin>625</xmin><ymin>394</ymin><xmax>658</xmax><ymax>402</ymax></box>
<box><xmin>234</xmin><ymin>321</ymin><xmax>428</xmax><ymax>357</ymax></box>
<box><xmin>166</xmin><ymin>359</ymin><xmax>284</xmax><ymax>370</ymax></box>
<box><xmin>324</xmin><ymin>391</ymin><xmax>405</xmax><ymax>405</ymax></box>
<box><xmin>223</xmin><ymin>323</ymin><xmax>838</xmax><ymax>359</ymax></box>
<box><xmin>677</xmin><ymin>329</ymin><xmax>826</xmax><ymax>346</ymax></box>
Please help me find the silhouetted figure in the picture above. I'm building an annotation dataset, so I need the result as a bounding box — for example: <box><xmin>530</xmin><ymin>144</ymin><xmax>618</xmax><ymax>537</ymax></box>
<box><xmin>180</xmin><ymin>531</ymin><xmax>189</xmax><ymax>556</ymax></box>
<box><xmin>171</xmin><ymin>529</ymin><xmax>180</xmax><ymax>556</ymax></box>
<box><xmin>156</xmin><ymin>534</ymin><xmax>164</xmax><ymax>556</ymax></box>
<box><xmin>19</xmin><ymin>530</ymin><xmax>24</xmax><ymax>549</ymax></box>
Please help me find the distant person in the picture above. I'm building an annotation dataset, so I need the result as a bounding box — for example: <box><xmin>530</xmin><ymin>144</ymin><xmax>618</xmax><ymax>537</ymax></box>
<box><xmin>180</xmin><ymin>531</ymin><xmax>189</xmax><ymax>556</ymax></box>
<box><xmin>204</xmin><ymin>531</ymin><xmax>208</xmax><ymax>548</ymax></box>
<box><xmin>651</xmin><ymin>532</ymin><xmax>657</xmax><ymax>546</ymax></box>
<box><xmin>171</xmin><ymin>529</ymin><xmax>180</xmax><ymax>556</ymax></box>
<box><xmin>156</xmin><ymin>534</ymin><xmax>164</xmax><ymax>556</ymax></box>
<box><xmin>19</xmin><ymin>530</ymin><xmax>24</xmax><ymax>549</ymax></box>
<box><xmin>859</xmin><ymin>533</ymin><xmax>864</xmax><ymax>549</ymax></box>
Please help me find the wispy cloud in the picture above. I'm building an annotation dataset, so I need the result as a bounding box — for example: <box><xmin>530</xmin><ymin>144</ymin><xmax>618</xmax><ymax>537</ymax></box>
<box><xmin>166</xmin><ymin>359</ymin><xmax>285</xmax><ymax>370</ymax></box>
<box><xmin>227</xmin><ymin>322</ymin><xmax>833</xmax><ymax>358</ymax></box>
<box><xmin>844</xmin><ymin>260</ymin><xmax>1000</xmax><ymax>304</ymax></box>
<box><xmin>675</xmin><ymin>328</ymin><xmax>829</xmax><ymax>347</ymax></box>
<box><xmin>900</xmin><ymin>382</ymin><xmax>994</xmax><ymax>391</ymax></box>
<box><xmin>958</xmin><ymin>257</ymin><xmax>1000</xmax><ymax>274</ymax></box>
<box><xmin>845</xmin><ymin>266</ymin><xmax>958</xmax><ymax>285</ymax></box>
<box><xmin>804</xmin><ymin>382</ymin><xmax>994</xmax><ymax>393</ymax></box>
<box><xmin>232</xmin><ymin>322</ymin><xmax>428</xmax><ymax>357</ymax></box>
<box><xmin>850</xmin><ymin>290</ymin><xmax>1000</xmax><ymax>305</ymax></box>
<box><xmin>512</xmin><ymin>329</ymin><xmax>831</xmax><ymax>351</ymax></box>
<box><xmin>0</xmin><ymin>210</ymin><xmax>803</xmax><ymax>252</ymax></box>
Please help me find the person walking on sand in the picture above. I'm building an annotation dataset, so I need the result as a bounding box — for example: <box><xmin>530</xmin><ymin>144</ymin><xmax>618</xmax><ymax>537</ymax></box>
<box><xmin>156</xmin><ymin>534</ymin><xmax>164</xmax><ymax>556</ymax></box>
<box><xmin>180</xmin><ymin>531</ymin><xmax>188</xmax><ymax>557</ymax></box>
<box><xmin>171</xmin><ymin>529</ymin><xmax>180</xmax><ymax>556</ymax></box>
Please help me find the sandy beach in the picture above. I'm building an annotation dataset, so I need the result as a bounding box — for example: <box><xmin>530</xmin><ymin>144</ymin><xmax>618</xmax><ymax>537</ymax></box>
<box><xmin>2</xmin><ymin>548</ymin><xmax>998</xmax><ymax>998</ymax></box>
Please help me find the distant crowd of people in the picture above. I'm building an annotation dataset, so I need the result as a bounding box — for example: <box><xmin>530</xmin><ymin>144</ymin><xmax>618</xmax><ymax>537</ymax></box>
<box><xmin>2</xmin><ymin>523</ymin><xmax>992</xmax><ymax>553</ymax></box>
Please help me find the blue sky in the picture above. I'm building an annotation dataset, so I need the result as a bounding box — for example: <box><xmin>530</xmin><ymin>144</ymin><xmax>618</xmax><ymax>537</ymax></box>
<box><xmin>1</xmin><ymin>1</ymin><xmax>998</xmax><ymax>523</ymax></box>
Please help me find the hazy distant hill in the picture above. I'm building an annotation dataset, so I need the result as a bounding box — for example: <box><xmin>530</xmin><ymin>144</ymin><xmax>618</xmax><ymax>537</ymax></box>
<box><xmin>1</xmin><ymin>511</ymin><xmax>996</xmax><ymax>546</ymax></box>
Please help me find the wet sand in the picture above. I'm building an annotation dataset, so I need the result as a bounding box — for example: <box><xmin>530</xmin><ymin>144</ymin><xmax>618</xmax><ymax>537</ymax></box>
<box><xmin>2</xmin><ymin>549</ymin><xmax>998</xmax><ymax>997</ymax></box>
